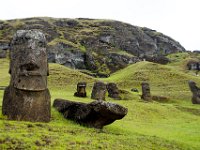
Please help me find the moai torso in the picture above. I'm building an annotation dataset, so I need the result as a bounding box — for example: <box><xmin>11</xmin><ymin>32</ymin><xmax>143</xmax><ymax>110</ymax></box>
<box><xmin>141</xmin><ymin>82</ymin><xmax>151</xmax><ymax>101</ymax></box>
<box><xmin>2</xmin><ymin>30</ymin><xmax>51</xmax><ymax>122</ymax></box>
<box><xmin>107</xmin><ymin>83</ymin><xmax>121</xmax><ymax>100</ymax></box>
<box><xmin>188</xmin><ymin>81</ymin><xmax>200</xmax><ymax>104</ymax></box>
<box><xmin>91</xmin><ymin>81</ymin><xmax>106</xmax><ymax>101</ymax></box>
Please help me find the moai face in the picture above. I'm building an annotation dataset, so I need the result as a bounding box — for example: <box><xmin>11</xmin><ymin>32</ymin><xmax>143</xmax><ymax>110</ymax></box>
<box><xmin>10</xmin><ymin>30</ymin><xmax>48</xmax><ymax>91</ymax></box>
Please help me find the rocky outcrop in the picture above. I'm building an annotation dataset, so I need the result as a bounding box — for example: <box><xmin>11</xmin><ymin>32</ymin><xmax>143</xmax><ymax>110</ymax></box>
<box><xmin>47</xmin><ymin>43</ymin><xmax>86</xmax><ymax>69</ymax></box>
<box><xmin>53</xmin><ymin>99</ymin><xmax>128</xmax><ymax>129</ymax></box>
<box><xmin>0</xmin><ymin>17</ymin><xmax>186</xmax><ymax>74</ymax></box>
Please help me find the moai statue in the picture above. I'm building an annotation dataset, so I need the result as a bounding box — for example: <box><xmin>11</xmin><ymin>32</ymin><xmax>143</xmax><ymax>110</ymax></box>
<box><xmin>188</xmin><ymin>80</ymin><xmax>200</xmax><ymax>104</ymax></box>
<box><xmin>2</xmin><ymin>30</ymin><xmax>51</xmax><ymax>122</ymax></box>
<box><xmin>141</xmin><ymin>82</ymin><xmax>151</xmax><ymax>101</ymax></box>
<box><xmin>107</xmin><ymin>83</ymin><xmax>121</xmax><ymax>100</ymax></box>
<box><xmin>91</xmin><ymin>81</ymin><xmax>106</xmax><ymax>101</ymax></box>
<box><xmin>74</xmin><ymin>82</ymin><xmax>87</xmax><ymax>97</ymax></box>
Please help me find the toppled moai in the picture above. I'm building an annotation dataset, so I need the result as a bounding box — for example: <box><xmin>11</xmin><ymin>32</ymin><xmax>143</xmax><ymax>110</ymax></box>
<box><xmin>2</xmin><ymin>30</ymin><xmax>51</xmax><ymax>122</ymax></box>
<box><xmin>53</xmin><ymin>99</ymin><xmax>128</xmax><ymax>129</ymax></box>
<box><xmin>141</xmin><ymin>82</ymin><xmax>152</xmax><ymax>101</ymax></box>
<box><xmin>91</xmin><ymin>81</ymin><xmax>106</xmax><ymax>100</ymax></box>
<box><xmin>188</xmin><ymin>81</ymin><xmax>200</xmax><ymax>104</ymax></box>
<box><xmin>74</xmin><ymin>82</ymin><xmax>87</xmax><ymax>97</ymax></box>
<box><xmin>107</xmin><ymin>83</ymin><xmax>121</xmax><ymax>100</ymax></box>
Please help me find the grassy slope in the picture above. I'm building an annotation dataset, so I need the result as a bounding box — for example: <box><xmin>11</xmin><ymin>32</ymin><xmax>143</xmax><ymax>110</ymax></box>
<box><xmin>0</xmin><ymin>58</ymin><xmax>200</xmax><ymax>149</ymax></box>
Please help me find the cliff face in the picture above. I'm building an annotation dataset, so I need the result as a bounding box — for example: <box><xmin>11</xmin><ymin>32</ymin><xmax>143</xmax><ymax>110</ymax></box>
<box><xmin>0</xmin><ymin>17</ymin><xmax>185</xmax><ymax>75</ymax></box>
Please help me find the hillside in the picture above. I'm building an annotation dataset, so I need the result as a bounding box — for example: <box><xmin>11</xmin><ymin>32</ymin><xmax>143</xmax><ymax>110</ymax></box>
<box><xmin>0</xmin><ymin>58</ymin><xmax>200</xmax><ymax>149</ymax></box>
<box><xmin>0</xmin><ymin>17</ymin><xmax>185</xmax><ymax>76</ymax></box>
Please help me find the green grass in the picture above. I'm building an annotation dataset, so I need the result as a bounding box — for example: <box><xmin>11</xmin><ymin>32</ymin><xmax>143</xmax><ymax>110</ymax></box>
<box><xmin>0</xmin><ymin>58</ymin><xmax>200</xmax><ymax>149</ymax></box>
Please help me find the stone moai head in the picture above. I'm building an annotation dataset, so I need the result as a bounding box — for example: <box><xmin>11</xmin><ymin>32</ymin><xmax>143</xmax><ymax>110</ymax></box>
<box><xmin>107</xmin><ymin>83</ymin><xmax>121</xmax><ymax>100</ymax></box>
<box><xmin>2</xmin><ymin>30</ymin><xmax>51</xmax><ymax>122</ymax></box>
<box><xmin>10</xmin><ymin>30</ymin><xmax>49</xmax><ymax>91</ymax></box>
<box><xmin>74</xmin><ymin>82</ymin><xmax>87</xmax><ymax>97</ymax></box>
<box><xmin>91</xmin><ymin>81</ymin><xmax>106</xmax><ymax>101</ymax></box>
<box><xmin>141</xmin><ymin>82</ymin><xmax>151</xmax><ymax>101</ymax></box>
<box><xmin>188</xmin><ymin>80</ymin><xmax>200</xmax><ymax>104</ymax></box>
<box><xmin>188</xmin><ymin>80</ymin><xmax>198</xmax><ymax>93</ymax></box>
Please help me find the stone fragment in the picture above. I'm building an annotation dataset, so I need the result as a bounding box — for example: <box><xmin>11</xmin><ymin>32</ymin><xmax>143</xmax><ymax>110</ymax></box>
<box><xmin>74</xmin><ymin>82</ymin><xmax>87</xmax><ymax>97</ymax></box>
<box><xmin>188</xmin><ymin>81</ymin><xmax>200</xmax><ymax>104</ymax></box>
<box><xmin>53</xmin><ymin>99</ymin><xmax>128</xmax><ymax>129</ymax></box>
<box><xmin>2</xmin><ymin>30</ymin><xmax>51</xmax><ymax>122</ymax></box>
<box><xmin>141</xmin><ymin>82</ymin><xmax>151</xmax><ymax>101</ymax></box>
<box><xmin>91</xmin><ymin>81</ymin><xmax>106</xmax><ymax>100</ymax></box>
<box><xmin>107</xmin><ymin>83</ymin><xmax>121</xmax><ymax>100</ymax></box>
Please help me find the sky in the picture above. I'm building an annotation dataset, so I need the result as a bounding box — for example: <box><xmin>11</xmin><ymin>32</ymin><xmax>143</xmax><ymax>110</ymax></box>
<box><xmin>0</xmin><ymin>0</ymin><xmax>200</xmax><ymax>50</ymax></box>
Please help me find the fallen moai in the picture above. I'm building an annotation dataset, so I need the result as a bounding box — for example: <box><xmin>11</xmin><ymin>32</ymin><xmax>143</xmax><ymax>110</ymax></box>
<box><xmin>53</xmin><ymin>99</ymin><xmax>128</xmax><ymax>129</ymax></box>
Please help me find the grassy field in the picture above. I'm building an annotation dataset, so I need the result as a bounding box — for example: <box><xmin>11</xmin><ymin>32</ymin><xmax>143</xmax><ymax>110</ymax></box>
<box><xmin>0</xmin><ymin>58</ymin><xmax>200</xmax><ymax>149</ymax></box>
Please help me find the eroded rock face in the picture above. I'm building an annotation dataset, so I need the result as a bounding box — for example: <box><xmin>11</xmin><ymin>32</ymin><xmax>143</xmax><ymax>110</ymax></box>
<box><xmin>2</xmin><ymin>30</ymin><xmax>51</xmax><ymax>122</ymax></box>
<box><xmin>53</xmin><ymin>99</ymin><xmax>128</xmax><ymax>129</ymax></box>
<box><xmin>91</xmin><ymin>81</ymin><xmax>107</xmax><ymax>100</ymax></box>
<box><xmin>74</xmin><ymin>82</ymin><xmax>87</xmax><ymax>97</ymax></box>
<box><xmin>188</xmin><ymin>81</ymin><xmax>200</xmax><ymax>104</ymax></box>
<box><xmin>141</xmin><ymin>82</ymin><xmax>151</xmax><ymax>101</ymax></box>
<box><xmin>47</xmin><ymin>43</ymin><xmax>86</xmax><ymax>69</ymax></box>
<box><xmin>107</xmin><ymin>83</ymin><xmax>121</xmax><ymax>100</ymax></box>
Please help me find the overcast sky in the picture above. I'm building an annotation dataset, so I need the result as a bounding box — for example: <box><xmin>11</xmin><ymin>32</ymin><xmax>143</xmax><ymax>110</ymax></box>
<box><xmin>1</xmin><ymin>0</ymin><xmax>200</xmax><ymax>50</ymax></box>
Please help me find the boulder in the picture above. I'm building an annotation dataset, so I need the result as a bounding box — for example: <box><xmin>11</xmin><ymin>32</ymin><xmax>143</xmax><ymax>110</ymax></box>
<box><xmin>91</xmin><ymin>81</ymin><xmax>107</xmax><ymax>100</ymax></box>
<box><xmin>187</xmin><ymin>60</ymin><xmax>200</xmax><ymax>71</ymax></box>
<box><xmin>2</xmin><ymin>30</ymin><xmax>51</xmax><ymax>122</ymax></box>
<box><xmin>188</xmin><ymin>81</ymin><xmax>200</xmax><ymax>104</ymax></box>
<box><xmin>107</xmin><ymin>83</ymin><xmax>121</xmax><ymax>100</ymax></box>
<box><xmin>141</xmin><ymin>82</ymin><xmax>152</xmax><ymax>101</ymax></box>
<box><xmin>74</xmin><ymin>82</ymin><xmax>87</xmax><ymax>97</ymax></box>
<box><xmin>53</xmin><ymin>99</ymin><xmax>128</xmax><ymax>129</ymax></box>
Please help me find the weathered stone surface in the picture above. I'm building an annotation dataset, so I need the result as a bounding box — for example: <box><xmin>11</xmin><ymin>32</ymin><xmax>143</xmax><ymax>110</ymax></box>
<box><xmin>53</xmin><ymin>99</ymin><xmax>128</xmax><ymax>129</ymax></box>
<box><xmin>47</xmin><ymin>43</ymin><xmax>86</xmax><ymax>69</ymax></box>
<box><xmin>2</xmin><ymin>30</ymin><xmax>51</xmax><ymax>122</ymax></box>
<box><xmin>141</xmin><ymin>82</ymin><xmax>152</xmax><ymax>101</ymax></box>
<box><xmin>188</xmin><ymin>81</ymin><xmax>200</xmax><ymax>104</ymax></box>
<box><xmin>91</xmin><ymin>81</ymin><xmax>107</xmax><ymax>100</ymax></box>
<box><xmin>74</xmin><ymin>82</ymin><xmax>87</xmax><ymax>97</ymax></box>
<box><xmin>107</xmin><ymin>83</ymin><xmax>121</xmax><ymax>100</ymax></box>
